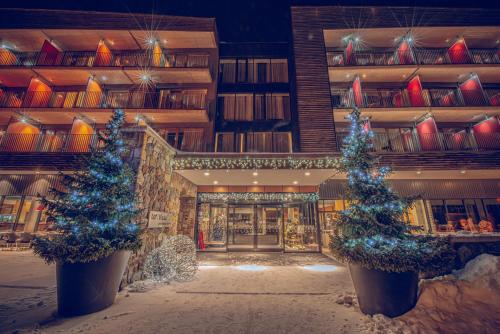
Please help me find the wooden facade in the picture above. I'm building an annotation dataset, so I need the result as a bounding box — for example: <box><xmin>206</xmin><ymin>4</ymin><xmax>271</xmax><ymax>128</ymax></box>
<box><xmin>290</xmin><ymin>6</ymin><xmax>500</xmax><ymax>153</ymax></box>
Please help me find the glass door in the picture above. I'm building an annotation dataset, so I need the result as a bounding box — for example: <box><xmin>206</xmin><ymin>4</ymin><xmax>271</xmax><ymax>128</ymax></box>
<box><xmin>227</xmin><ymin>205</ymin><xmax>255</xmax><ymax>250</ymax></box>
<box><xmin>256</xmin><ymin>205</ymin><xmax>283</xmax><ymax>250</ymax></box>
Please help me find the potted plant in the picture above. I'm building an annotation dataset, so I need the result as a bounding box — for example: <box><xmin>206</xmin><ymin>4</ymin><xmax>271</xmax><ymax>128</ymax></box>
<box><xmin>32</xmin><ymin>109</ymin><xmax>141</xmax><ymax>316</ymax></box>
<box><xmin>330</xmin><ymin>107</ymin><xmax>455</xmax><ymax>317</ymax></box>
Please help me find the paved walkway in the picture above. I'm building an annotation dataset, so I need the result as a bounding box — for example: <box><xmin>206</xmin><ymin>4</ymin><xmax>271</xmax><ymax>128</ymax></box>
<box><xmin>0</xmin><ymin>251</ymin><xmax>368</xmax><ymax>334</ymax></box>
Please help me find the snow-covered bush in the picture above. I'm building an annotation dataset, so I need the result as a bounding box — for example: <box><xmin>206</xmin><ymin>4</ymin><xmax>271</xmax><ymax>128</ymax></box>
<box><xmin>143</xmin><ymin>235</ymin><xmax>198</xmax><ymax>282</ymax></box>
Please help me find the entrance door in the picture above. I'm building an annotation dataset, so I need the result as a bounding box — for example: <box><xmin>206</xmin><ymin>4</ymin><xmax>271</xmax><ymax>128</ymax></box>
<box><xmin>255</xmin><ymin>205</ymin><xmax>283</xmax><ymax>250</ymax></box>
<box><xmin>227</xmin><ymin>205</ymin><xmax>283</xmax><ymax>250</ymax></box>
<box><xmin>227</xmin><ymin>205</ymin><xmax>255</xmax><ymax>250</ymax></box>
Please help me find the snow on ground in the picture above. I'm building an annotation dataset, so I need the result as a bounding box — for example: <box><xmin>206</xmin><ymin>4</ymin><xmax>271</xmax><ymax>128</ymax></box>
<box><xmin>361</xmin><ymin>254</ymin><xmax>500</xmax><ymax>334</ymax></box>
<box><xmin>2</xmin><ymin>252</ymin><xmax>366</xmax><ymax>334</ymax></box>
<box><xmin>1</xmin><ymin>251</ymin><xmax>499</xmax><ymax>334</ymax></box>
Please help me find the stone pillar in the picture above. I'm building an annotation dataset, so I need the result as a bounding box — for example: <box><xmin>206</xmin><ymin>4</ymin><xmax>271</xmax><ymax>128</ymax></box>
<box><xmin>120</xmin><ymin>126</ymin><xmax>196</xmax><ymax>286</ymax></box>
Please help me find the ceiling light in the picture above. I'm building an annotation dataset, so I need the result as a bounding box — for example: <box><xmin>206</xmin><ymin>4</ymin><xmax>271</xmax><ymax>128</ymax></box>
<box><xmin>362</xmin><ymin>74</ymin><xmax>366</xmax><ymax>78</ymax></box>
<box><xmin>305</xmin><ymin>172</ymin><xmax>311</xmax><ymax>176</ymax></box>
<box><xmin>416</xmin><ymin>171</ymin><xmax>422</xmax><ymax>175</ymax></box>
<box><xmin>203</xmin><ymin>172</ymin><xmax>210</xmax><ymax>176</ymax></box>
<box><xmin>460</xmin><ymin>170</ymin><xmax>466</xmax><ymax>174</ymax></box>
<box><xmin>213</xmin><ymin>180</ymin><xmax>219</xmax><ymax>185</ymax></box>
<box><xmin>293</xmin><ymin>181</ymin><xmax>299</xmax><ymax>185</ymax></box>
<box><xmin>101</xmin><ymin>76</ymin><xmax>107</xmax><ymax>81</ymax></box>
<box><xmin>252</xmin><ymin>171</ymin><xmax>258</xmax><ymax>176</ymax></box>
<box><xmin>253</xmin><ymin>181</ymin><xmax>258</xmax><ymax>184</ymax></box>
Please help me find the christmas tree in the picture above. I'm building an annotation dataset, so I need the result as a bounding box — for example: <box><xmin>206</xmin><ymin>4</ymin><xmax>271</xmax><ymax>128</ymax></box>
<box><xmin>330</xmin><ymin>108</ymin><xmax>454</xmax><ymax>274</ymax></box>
<box><xmin>33</xmin><ymin>110</ymin><xmax>141</xmax><ymax>264</ymax></box>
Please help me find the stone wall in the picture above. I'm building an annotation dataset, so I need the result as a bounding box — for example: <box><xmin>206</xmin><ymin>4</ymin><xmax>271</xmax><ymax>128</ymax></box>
<box><xmin>121</xmin><ymin>126</ymin><xmax>197</xmax><ymax>285</ymax></box>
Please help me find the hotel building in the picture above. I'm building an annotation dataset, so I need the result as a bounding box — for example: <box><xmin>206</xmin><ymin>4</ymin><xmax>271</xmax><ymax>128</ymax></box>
<box><xmin>0</xmin><ymin>7</ymin><xmax>498</xmax><ymax>263</ymax></box>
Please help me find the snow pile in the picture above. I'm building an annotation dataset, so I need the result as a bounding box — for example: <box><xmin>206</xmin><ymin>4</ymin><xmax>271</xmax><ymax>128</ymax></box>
<box><xmin>362</xmin><ymin>254</ymin><xmax>500</xmax><ymax>334</ymax></box>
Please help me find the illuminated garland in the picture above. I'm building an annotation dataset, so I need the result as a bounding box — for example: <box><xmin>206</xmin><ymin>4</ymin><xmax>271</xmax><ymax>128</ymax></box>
<box><xmin>173</xmin><ymin>156</ymin><xmax>340</xmax><ymax>170</ymax></box>
<box><xmin>197</xmin><ymin>192</ymin><xmax>320</xmax><ymax>202</ymax></box>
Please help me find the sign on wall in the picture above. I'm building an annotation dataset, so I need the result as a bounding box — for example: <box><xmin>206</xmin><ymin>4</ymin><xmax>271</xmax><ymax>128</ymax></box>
<box><xmin>148</xmin><ymin>210</ymin><xmax>174</xmax><ymax>228</ymax></box>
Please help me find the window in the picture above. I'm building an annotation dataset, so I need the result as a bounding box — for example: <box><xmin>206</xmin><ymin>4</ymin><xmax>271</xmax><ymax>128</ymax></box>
<box><xmin>0</xmin><ymin>196</ymin><xmax>22</xmax><ymax>232</ymax></box>
<box><xmin>219</xmin><ymin>58</ymin><xmax>288</xmax><ymax>83</ymax></box>
<box><xmin>219</xmin><ymin>93</ymin><xmax>290</xmax><ymax>121</ymax></box>
<box><xmin>158</xmin><ymin>128</ymin><xmax>204</xmax><ymax>152</ymax></box>
<box><xmin>220</xmin><ymin>59</ymin><xmax>236</xmax><ymax>83</ymax></box>
<box><xmin>216</xmin><ymin>132</ymin><xmax>291</xmax><ymax>153</ymax></box>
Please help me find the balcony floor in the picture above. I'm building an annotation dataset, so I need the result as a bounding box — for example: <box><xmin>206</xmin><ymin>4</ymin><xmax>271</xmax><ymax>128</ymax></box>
<box><xmin>329</xmin><ymin>64</ymin><xmax>500</xmax><ymax>83</ymax></box>
<box><xmin>0</xmin><ymin>108</ymin><xmax>209</xmax><ymax>125</ymax></box>
<box><xmin>333</xmin><ymin>106</ymin><xmax>500</xmax><ymax>123</ymax></box>
<box><xmin>0</xmin><ymin>66</ymin><xmax>212</xmax><ymax>86</ymax></box>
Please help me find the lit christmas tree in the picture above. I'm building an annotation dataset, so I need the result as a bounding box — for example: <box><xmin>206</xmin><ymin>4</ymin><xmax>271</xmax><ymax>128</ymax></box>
<box><xmin>33</xmin><ymin>110</ymin><xmax>141</xmax><ymax>263</ymax></box>
<box><xmin>330</xmin><ymin>107</ymin><xmax>454</xmax><ymax>275</ymax></box>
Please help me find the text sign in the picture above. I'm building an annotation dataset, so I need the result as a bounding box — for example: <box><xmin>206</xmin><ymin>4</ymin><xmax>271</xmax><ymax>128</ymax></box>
<box><xmin>148</xmin><ymin>210</ymin><xmax>172</xmax><ymax>228</ymax></box>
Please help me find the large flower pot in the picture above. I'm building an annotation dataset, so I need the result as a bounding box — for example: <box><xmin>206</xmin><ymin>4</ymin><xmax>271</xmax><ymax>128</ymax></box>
<box><xmin>56</xmin><ymin>250</ymin><xmax>131</xmax><ymax>316</ymax></box>
<box><xmin>348</xmin><ymin>263</ymin><xmax>418</xmax><ymax>317</ymax></box>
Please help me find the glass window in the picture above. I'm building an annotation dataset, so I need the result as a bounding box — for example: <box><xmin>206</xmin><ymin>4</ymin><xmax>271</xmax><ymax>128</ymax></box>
<box><xmin>445</xmin><ymin>200</ymin><xmax>468</xmax><ymax>231</ymax></box>
<box><xmin>197</xmin><ymin>204</ymin><xmax>227</xmax><ymax>250</ymax></box>
<box><xmin>220</xmin><ymin>59</ymin><xmax>236</xmax><ymax>83</ymax></box>
<box><xmin>483</xmin><ymin>199</ymin><xmax>500</xmax><ymax>231</ymax></box>
<box><xmin>16</xmin><ymin>196</ymin><xmax>39</xmax><ymax>232</ymax></box>
<box><xmin>284</xmin><ymin>203</ymin><xmax>319</xmax><ymax>252</ymax></box>
<box><xmin>0</xmin><ymin>196</ymin><xmax>22</xmax><ymax>232</ymax></box>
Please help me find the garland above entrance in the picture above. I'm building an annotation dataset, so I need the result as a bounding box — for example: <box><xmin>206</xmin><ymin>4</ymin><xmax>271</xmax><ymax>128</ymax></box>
<box><xmin>197</xmin><ymin>192</ymin><xmax>320</xmax><ymax>203</ymax></box>
<box><xmin>173</xmin><ymin>156</ymin><xmax>339</xmax><ymax>170</ymax></box>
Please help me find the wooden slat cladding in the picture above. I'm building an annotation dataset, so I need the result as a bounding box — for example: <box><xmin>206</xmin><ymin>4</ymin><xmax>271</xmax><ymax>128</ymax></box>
<box><xmin>0</xmin><ymin>174</ymin><xmax>62</xmax><ymax>196</ymax></box>
<box><xmin>0</xmin><ymin>153</ymin><xmax>87</xmax><ymax>171</ymax></box>
<box><xmin>290</xmin><ymin>6</ymin><xmax>500</xmax><ymax>153</ymax></box>
<box><xmin>320</xmin><ymin>179</ymin><xmax>500</xmax><ymax>199</ymax></box>
<box><xmin>0</xmin><ymin>9</ymin><xmax>216</xmax><ymax>31</ymax></box>
<box><xmin>291</xmin><ymin>13</ymin><xmax>337</xmax><ymax>152</ymax></box>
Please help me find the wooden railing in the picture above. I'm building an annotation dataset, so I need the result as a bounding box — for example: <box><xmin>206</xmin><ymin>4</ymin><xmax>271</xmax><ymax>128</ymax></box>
<box><xmin>336</xmin><ymin>131</ymin><xmax>500</xmax><ymax>152</ymax></box>
<box><xmin>0</xmin><ymin>134</ymin><xmax>100</xmax><ymax>153</ymax></box>
<box><xmin>326</xmin><ymin>48</ymin><xmax>499</xmax><ymax>67</ymax></box>
<box><xmin>331</xmin><ymin>88</ymin><xmax>499</xmax><ymax>108</ymax></box>
<box><xmin>0</xmin><ymin>50</ymin><xmax>209</xmax><ymax>68</ymax></box>
<box><xmin>0</xmin><ymin>90</ymin><xmax>207</xmax><ymax>110</ymax></box>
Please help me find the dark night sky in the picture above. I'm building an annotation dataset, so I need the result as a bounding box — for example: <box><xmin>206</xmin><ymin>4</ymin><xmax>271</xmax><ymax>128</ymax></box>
<box><xmin>0</xmin><ymin>0</ymin><xmax>499</xmax><ymax>42</ymax></box>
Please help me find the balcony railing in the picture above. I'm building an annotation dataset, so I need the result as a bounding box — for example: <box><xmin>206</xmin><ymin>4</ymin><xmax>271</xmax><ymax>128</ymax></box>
<box><xmin>331</xmin><ymin>88</ymin><xmax>497</xmax><ymax>108</ymax></box>
<box><xmin>0</xmin><ymin>90</ymin><xmax>207</xmax><ymax>110</ymax></box>
<box><xmin>0</xmin><ymin>133</ymin><xmax>99</xmax><ymax>153</ymax></box>
<box><xmin>1</xmin><ymin>51</ymin><xmax>209</xmax><ymax>68</ymax></box>
<box><xmin>336</xmin><ymin>131</ymin><xmax>500</xmax><ymax>152</ymax></box>
<box><xmin>327</xmin><ymin>48</ymin><xmax>499</xmax><ymax>67</ymax></box>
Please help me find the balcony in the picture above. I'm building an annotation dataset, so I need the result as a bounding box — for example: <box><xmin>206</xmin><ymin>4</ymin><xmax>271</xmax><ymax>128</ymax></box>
<box><xmin>0</xmin><ymin>51</ymin><xmax>212</xmax><ymax>85</ymax></box>
<box><xmin>0</xmin><ymin>90</ymin><xmax>209</xmax><ymax>123</ymax></box>
<box><xmin>331</xmin><ymin>88</ymin><xmax>500</xmax><ymax>123</ymax></box>
<box><xmin>332</xmin><ymin>88</ymin><xmax>499</xmax><ymax>109</ymax></box>
<box><xmin>1</xmin><ymin>51</ymin><xmax>209</xmax><ymax>68</ymax></box>
<box><xmin>0</xmin><ymin>133</ymin><xmax>99</xmax><ymax>153</ymax></box>
<box><xmin>336</xmin><ymin>131</ymin><xmax>500</xmax><ymax>153</ymax></box>
<box><xmin>326</xmin><ymin>48</ymin><xmax>499</xmax><ymax>67</ymax></box>
<box><xmin>326</xmin><ymin>49</ymin><xmax>500</xmax><ymax>83</ymax></box>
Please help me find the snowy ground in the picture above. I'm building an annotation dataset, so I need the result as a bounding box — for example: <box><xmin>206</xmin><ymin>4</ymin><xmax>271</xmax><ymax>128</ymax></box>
<box><xmin>1</xmin><ymin>251</ymin><xmax>498</xmax><ymax>334</ymax></box>
<box><xmin>1</xmin><ymin>251</ymin><xmax>367</xmax><ymax>334</ymax></box>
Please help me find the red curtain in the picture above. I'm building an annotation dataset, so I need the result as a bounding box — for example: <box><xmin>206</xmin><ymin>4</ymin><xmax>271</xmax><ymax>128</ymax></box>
<box><xmin>397</xmin><ymin>40</ymin><xmax>414</xmax><ymax>65</ymax></box>
<box><xmin>37</xmin><ymin>40</ymin><xmax>60</xmax><ymax>66</ymax></box>
<box><xmin>447</xmin><ymin>39</ymin><xmax>471</xmax><ymax>64</ymax></box>
<box><xmin>459</xmin><ymin>76</ymin><xmax>486</xmax><ymax>106</ymax></box>
<box><xmin>407</xmin><ymin>76</ymin><xmax>426</xmax><ymax>107</ymax></box>
<box><xmin>94</xmin><ymin>41</ymin><xmax>113</xmax><ymax>66</ymax></box>
<box><xmin>416</xmin><ymin>117</ymin><xmax>440</xmax><ymax>151</ymax></box>
<box><xmin>352</xmin><ymin>76</ymin><xmax>363</xmax><ymax>107</ymax></box>
<box><xmin>473</xmin><ymin>117</ymin><xmax>500</xmax><ymax>149</ymax></box>
<box><xmin>344</xmin><ymin>40</ymin><xmax>355</xmax><ymax>65</ymax></box>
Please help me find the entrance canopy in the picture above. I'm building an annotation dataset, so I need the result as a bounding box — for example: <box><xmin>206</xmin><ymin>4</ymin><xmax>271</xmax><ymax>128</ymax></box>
<box><xmin>173</xmin><ymin>152</ymin><xmax>339</xmax><ymax>187</ymax></box>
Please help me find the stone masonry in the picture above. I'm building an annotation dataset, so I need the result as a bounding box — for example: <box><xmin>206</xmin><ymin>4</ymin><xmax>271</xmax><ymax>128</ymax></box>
<box><xmin>121</xmin><ymin>126</ymin><xmax>197</xmax><ymax>284</ymax></box>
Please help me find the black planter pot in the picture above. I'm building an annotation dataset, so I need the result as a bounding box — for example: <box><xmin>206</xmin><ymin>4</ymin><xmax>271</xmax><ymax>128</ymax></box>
<box><xmin>56</xmin><ymin>250</ymin><xmax>131</xmax><ymax>316</ymax></box>
<box><xmin>348</xmin><ymin>264</ymin><xmax>418</xmax><ymax>318</ymax></box>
